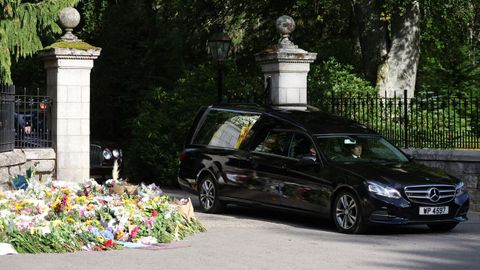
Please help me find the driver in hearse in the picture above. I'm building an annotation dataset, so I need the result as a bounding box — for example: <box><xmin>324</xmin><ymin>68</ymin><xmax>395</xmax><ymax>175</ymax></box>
<box><xmin>349</xmin><ymin>143</ymin><xmax>363</xmax><ymax>159</ymax></box>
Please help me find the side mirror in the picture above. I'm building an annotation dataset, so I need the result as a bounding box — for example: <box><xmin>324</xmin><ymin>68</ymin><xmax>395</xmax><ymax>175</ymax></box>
<box><xmin>298</xmin><ymin>155</ymin><xmax>317</xmax><ymax>166</ymax></box>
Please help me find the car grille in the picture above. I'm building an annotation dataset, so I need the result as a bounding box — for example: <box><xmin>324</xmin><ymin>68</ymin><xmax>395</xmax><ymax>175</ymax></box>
<box><xmin>404</xmin><ymin>184</ymin><xmax>456</xmax><ymax>205</ymax></box>
<box><xmin>90</xmin><ymin>144</ymin><xmax>103</xmax><ymax>166</ymax></box>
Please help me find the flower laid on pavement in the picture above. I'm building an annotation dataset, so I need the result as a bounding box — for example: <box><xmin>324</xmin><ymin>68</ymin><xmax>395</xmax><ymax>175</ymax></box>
<box><xmin>0</xmin><ymin>179</ymin><xmax>204</xmax><ymax>253</ymax></box>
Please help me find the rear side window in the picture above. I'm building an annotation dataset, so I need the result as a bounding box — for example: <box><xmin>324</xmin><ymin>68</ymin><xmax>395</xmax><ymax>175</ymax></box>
<box><xmin>290</xmin><ymin>133</ymin><xmax>316</xmax><ymax>159</ymax></box>
<box><xmin>193</xmin><ymin>109</ymin><xmax>260</xmax><ymax>149</ymax></box>
<box><xmin>254</xmin><ymin>130</ymin><xmax>292</xmax><ymax>157</ymax></box>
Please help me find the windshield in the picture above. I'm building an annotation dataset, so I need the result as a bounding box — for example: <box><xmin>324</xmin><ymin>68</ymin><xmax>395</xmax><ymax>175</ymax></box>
<box><xmin>315</xmin><ymin>135</ymin><xmax>409</xmax><ymax>163</ymax></box>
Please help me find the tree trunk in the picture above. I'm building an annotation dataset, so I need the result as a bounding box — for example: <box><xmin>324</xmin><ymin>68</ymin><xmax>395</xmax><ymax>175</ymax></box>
<box><xmin>353</xmin><ymin>0</ymin><xmax>389</xmax><ymax>84</ymax></box>
<box><xmin>376</xmin><ymin>1</ymin><xmax>420</xmax><ymax>98</ymax></box>
<box><xmin>354</xmin><ymin>0</ymin><xmax>421</xmax><ymax>98</ymax></box>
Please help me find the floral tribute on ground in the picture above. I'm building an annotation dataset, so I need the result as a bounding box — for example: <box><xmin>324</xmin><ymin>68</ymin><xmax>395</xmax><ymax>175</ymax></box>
<box><xmin>0</xmin><ymin>178</ymin><xmax>205</xmax><ymax>253</ymax></box>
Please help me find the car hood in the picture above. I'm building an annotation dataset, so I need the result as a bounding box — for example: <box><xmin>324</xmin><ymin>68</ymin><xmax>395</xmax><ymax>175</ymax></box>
<box><xmin>333</xmin><ymin>161</ymin><xmax>458</xmax><ymax>186</ymax></box>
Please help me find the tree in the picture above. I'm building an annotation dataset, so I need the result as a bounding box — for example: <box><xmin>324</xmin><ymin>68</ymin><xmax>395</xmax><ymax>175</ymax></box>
<box><xmin>354</xmin><ymin>0</ymin><xmax>421</xmax><ymax>97</ymax></box>
<box><xmin>0</xmin><ymin>0</ymin><xmax>79</xmax><ymax>84</ymax></box>
<box><xmin>417</xmin><ymin>0</ymin><xmax>480</xmax><ymax>97</ymax></box>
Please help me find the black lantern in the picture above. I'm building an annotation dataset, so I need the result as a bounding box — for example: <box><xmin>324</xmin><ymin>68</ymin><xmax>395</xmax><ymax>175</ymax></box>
<box><xmin>207</xmin><ymin>31</ymin><xmax>232</xmax><ymax>103</ymax></box>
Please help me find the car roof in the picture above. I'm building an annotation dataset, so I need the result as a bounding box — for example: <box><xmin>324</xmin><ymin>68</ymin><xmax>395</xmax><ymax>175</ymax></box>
<box><xmin>209</xmin><ymin>104</ymin><xmax>377</xmax><ymax>135</ymax></box>
<box><xmin>270</xmin><ymin>109</ymin><xmax>376</xmax><ymax>135</ymax></box>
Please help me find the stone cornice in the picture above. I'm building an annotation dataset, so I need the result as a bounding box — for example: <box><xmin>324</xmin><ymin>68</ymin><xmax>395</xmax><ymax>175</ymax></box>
<box><xmin>38</xmin><ymin>47</ymin><xmax>101</xmax><ymax>61</ymax></box>
<box><xmin>255</xmin><ymin>49</ymin><xmax>317</xmax><ymax>64</ymax></box>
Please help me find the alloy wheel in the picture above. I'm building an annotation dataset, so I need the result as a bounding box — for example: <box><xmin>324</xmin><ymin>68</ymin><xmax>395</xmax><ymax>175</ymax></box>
<box><xmin>335</xmin><ymin>194</ymin><xmax>358</xmax><ymax>230</ymax></box>
<box><xmin>200</xmin><ymin>178</ymin><xmax>215</xmax><ymax>210</ymax></box>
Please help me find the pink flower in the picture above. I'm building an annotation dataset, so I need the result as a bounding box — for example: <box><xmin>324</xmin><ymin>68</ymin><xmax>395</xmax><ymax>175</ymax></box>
<box><xmin>61</xmin><ymin>194</ymin><xmax>68</xmax><ymax>206</ymax></box>
<box><xmin>145</xmin><ymin>217</ymin><xmax>155</xmax><ymax>229</ymax></box>
<box><xmin>130</xmin><ymin>226</ymin><xmax>139</xmax><ymax>239</ymax></box>
<box><xmin>151</xmin><ymin>209</ymin><xmax>158</xmax><ymax>217</ymax></box>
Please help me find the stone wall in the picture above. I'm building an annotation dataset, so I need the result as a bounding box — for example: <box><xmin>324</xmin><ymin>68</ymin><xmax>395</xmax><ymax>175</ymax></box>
<box><xmin>0</xmin><ymin>149</ymin><xmax>55</xmax><ymax>190</ymax></box>
<box><xmin>403</xmin><ymin>148</ymin><xmax>480</xmax><ymax>212</ymax></box>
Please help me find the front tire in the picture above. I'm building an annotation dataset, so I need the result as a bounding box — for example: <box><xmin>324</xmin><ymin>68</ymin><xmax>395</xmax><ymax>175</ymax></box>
<box><xmin>427</xmin><ymin>222</ymin><xmax>459</xmax><ymax>232</ymax></box>
<box><xmin>333</xmin><ymin>190</ymin><xmax>367</xmax><ymax>234</ymax></box>
<box><xmin>198</xmin><ymin>175</ymin><xmax>225</xmax><ymax>213</ymax></box>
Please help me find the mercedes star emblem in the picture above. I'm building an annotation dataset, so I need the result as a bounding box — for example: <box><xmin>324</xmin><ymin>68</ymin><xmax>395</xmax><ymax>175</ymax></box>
<box><xmin>428</xmin><ymin>188</ymin><xmax>440</xmax><ymax>202</ymax></box>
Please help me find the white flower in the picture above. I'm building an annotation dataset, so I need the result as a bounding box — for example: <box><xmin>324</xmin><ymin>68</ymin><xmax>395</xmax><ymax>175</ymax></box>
<box><xmin>39</xmin><ymin>226</ymin><xmax>51</xmax><ymax>235</ymax></box>
<box><xmin>140</xmin><ymin>236</ymin><xmax>158</xmax><ymax>245</ymax></box>
<box><xmin>0</xmin><ymin>210</ymin><xmax>11</xmax><ymax>218</ymax></box>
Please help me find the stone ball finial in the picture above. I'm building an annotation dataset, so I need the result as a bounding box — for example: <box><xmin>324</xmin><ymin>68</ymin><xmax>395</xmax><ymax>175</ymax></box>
<box><xmin>275</xmin><ymin>15</ymin><xmax>297</xmax><ymax>49</ymax></box>
<box><xmin>60</xmin><ymin>7</ymin><xmax>80</xmax><ymax>29</ymax></box>
<box><xmin>276</xmin><ymin>15</ymin><xmax>296</xmax><ymax>36</ymax></box>
<box><xmin>59</xmin><ymin>7</ymin><xmax>81</xmax><ymax>42</ymax></box>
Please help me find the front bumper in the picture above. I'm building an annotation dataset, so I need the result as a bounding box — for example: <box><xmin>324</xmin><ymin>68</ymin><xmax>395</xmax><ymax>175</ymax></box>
<box><xmin>364</xmin><ymin>192</ymin><xmax>469</xmax><ymax>225</ymax></box>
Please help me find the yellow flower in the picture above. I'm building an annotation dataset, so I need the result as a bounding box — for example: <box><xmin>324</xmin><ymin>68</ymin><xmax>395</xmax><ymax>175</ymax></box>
<box><xmin>67</xmin><ymin>217</ymin><xmax>75</xmax><ymax>223</ymax></box>
<box><xmin>96</xmin><ymin>236</ymin><xmax>104</xmax><ymax>243</ymax></box>
<box><xmin>76</xmin><ymin>196</ymin><xmax>87</xmax><ymax>205</ymax></box>
<box><xmin>15</xmin><ymin>202</ymin><xmax>23</xmax><ymax>210</ymax></box>
<box><xmin>93</xmin><ymin>220</ymin><xmax>102</xmax><ymax>227</ymax></box>
<box><xmin>85</xmin><ymin>220</ymin><xmax>92</xmax><ymax>226</ymax></box>
<box><xmin>115</xmin><ymin>231</ymin><xmax>124</xmax><ymax>240</ymax></box>
<box><xmin>66</xmin><ymin>197</ymin><xmax>72</xmax><ymax>211</ymax></box>
<box><xmin>52</xmin><ymin>199</ymin><xmax>61</xmax><ymax>209</ymax></box>
<box><xmin>51</xmin><ymin>219</ymin><xmax>62</xmax><ymax>227</ymax></box>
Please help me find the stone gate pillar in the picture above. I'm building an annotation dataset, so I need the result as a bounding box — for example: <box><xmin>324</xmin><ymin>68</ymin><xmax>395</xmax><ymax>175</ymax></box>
<box><xmin>39</xmin><ymin>8</ymin><xmax>101</xmax><ymax>182</ymax></box>
<box><xmin>255</xmin><ymin>16</ymin><xmax>317</xmax><ymax>110</ymax></box>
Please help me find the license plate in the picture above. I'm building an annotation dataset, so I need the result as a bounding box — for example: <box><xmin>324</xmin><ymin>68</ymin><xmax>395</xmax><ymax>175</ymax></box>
<box><xmin>419</xmin><ymin>206</ymin><xmax>449</xmax><ymax>215</ymax></box>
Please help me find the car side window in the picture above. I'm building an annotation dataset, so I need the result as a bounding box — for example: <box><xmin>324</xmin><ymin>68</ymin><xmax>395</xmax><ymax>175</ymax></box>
<box><xmin>193</xmin><ymin>109</ymin><xmax>260</xmax><ymax>149</ymax></box>
<box><xmin>253</xmin><ymin>130</ymin><xmax>291</xmax><ymax>157</ymax></box>
<box><xmin>290</xmin><ymin>133</ymin><xmax>316</xmax><ymax>159</ymax></box>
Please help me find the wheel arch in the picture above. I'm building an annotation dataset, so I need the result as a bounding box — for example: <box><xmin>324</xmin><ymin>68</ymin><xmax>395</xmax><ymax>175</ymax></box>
<box><xmin>196</xmin><ymin>169</ymin><xmax>216</xmax><ymax>190</ymax></box>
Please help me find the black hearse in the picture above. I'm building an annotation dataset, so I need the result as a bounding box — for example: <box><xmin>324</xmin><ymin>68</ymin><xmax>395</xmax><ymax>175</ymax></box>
<box><xmin>178</xmin><ymin>105</ymin><xmax>469</xmax><ymax>233</ymax></box>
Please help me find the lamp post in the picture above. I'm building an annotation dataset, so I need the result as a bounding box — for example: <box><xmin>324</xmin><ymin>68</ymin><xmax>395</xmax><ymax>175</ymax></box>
<box><xmin>207</xmin><ymin>31</ymin><xmax>232</xmax><ymax>104</ymax></box>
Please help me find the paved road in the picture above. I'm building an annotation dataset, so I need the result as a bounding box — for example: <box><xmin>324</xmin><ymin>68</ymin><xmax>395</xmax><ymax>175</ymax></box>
<box><xmin>2</xmin><ymin>189</ymin><xmax>480</xmax><ymax>270</ymax></box>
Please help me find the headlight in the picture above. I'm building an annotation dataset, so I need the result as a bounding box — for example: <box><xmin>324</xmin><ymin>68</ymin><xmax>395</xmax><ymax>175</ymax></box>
<box><xmin>455</xmin><ymin>181</ymin><xmax>466</xmax><ymax>196</ymax></box>
<box><xmin>367</xmin><ymin>181</ymin><xmax>402</xmax><ymax>199</ymax></box>
<box><xmin>112</xmin><ymin>149</ymin><xmax>121</xmax><ymax>158</ymax></box>
<box><xmin>103</xmin><ymin>148</ymin><xmax>112</xmax><ymax>160</ymax></box>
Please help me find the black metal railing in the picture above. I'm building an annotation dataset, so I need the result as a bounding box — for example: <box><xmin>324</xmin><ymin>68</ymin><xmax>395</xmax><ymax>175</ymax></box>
<box><xmin>14</xmin><ymin>88</ymin><xmax>52</xmax><ymax>148</ymax></box>
<box><xmin>314</xmin><ymin>90</ymin><xmax>480</xmax><ymax>149</ymax></box>
<box><xmin>225</xmin><ymin>89</ymin><xmax>479</xmax><ymax>149</ymax></box>
<box><xmin>0</xmin><ymin>85</ymin><xmax>15</xmax><ymax>153</ymax></box>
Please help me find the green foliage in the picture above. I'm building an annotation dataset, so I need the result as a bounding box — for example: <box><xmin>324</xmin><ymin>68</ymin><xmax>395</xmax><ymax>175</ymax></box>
<box><xmin>5</xmin><ymin>223</ymin><xmax>97</xmax><ymax>253</ymax></box>
<box><xmin>309</xmin><ymin>58</ymin><xmax>376</xmax><ymax>104</ymax></box>
<box><xmin>77</xmin><ymin>0</ymin><xmax>109</xmax><ymax>40</ymax></box>
<box><xmin>417</xmin><ymin>0</ymin><xmax>480</xmax><ymax>97</ymax></box>
<box><xmin>0</xmin><ymin>0</ymin><xmax>80</xmax><ymax>84</ymax></box>
<box><xmin>125</xmin><ymin>63</ymin><xmax>262</xmax><ymax>184</ymax></box>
